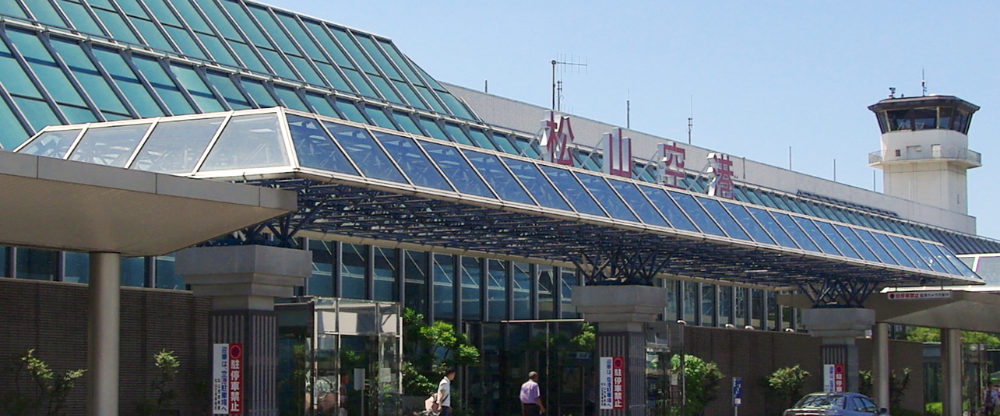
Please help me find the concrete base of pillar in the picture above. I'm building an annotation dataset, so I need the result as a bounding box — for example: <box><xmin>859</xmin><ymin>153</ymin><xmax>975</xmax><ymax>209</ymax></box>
<box><xmin>802</xmin><ymin>308</ymin><xmax>875</xmax><ymax>393</ymax></box>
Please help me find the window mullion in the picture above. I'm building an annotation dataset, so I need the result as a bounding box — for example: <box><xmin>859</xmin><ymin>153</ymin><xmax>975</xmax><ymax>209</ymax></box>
<box><xmin>0</xmin><ymin>25</ymin><xmax>70</xmax><ymax>126</ymax></box>
<box><xmin>38</xmin><ymin>32</ymin><xmax>106</xmax><ymax>121</ymax></box>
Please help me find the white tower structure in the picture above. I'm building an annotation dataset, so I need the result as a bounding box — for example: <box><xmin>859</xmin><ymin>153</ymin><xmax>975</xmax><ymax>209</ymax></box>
<box><xmin>868</xmin><ymin>95</ymin><xmax>981</xmax><ymax>214</ymax></box>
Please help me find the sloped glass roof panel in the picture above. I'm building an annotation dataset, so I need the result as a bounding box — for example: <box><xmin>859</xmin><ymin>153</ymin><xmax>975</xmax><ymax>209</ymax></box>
<box><xmin>418</xmin><ymin>118</ymin><xmax>448</xmax><ymax>141</ymax></box>
<box><xmin>872</xmin><ymin>232</ymin><xmax>914</xmax><ymax>268</ymax></box>
<box><xmin>640</xmin><ymin>186</ymin><xmax>698</xmax><ymax>232</ymax></box>
<box><xmin>577</xmin><ymin>173</ymin><xmax>637</xmax><ymax>222</ymax></box>
<box><xmin>68</xmin><ymin>123</ymin><xmax>151</xmax><ymax>167</ymax></box>
<box><xmin>854</xmin><ymin>229</ymin><xmax>898</xmax><ymax>265</ymax></box>
<box><xmin>933</xmin><ymin>245</ymin><xmax>977</xmax><ymax>279</ymax></box>
<box><xmin>794</xmin><ymin>217</ymin><xmax>840</xmax><ymax>255</ymax></box>
<box><xmin>199</xmin><ymin>113</ymin><xmax>288</xmax><ymax>171</ymax></box>
<box><xmin>304</xmin><ymin>94</ymin><xmax>338</xmax><ymax>118</ymax></box>
<box><xmin>365</xmin><ymin>106</ymin><xmax>395</xmax><ymax>129</ymax></box>
<box><xmin>669</xmin><ymin>191</ymin><xmax>724</xmax><ymax>237</ymax></box>
<box><xmin>335</xmin><ymin>100</ymin><xmax>367</xmax><ymax>123</ymax></box>
<box><xmin>772</xmin><ymin>213</ymin><xmax>820</xmax><ymax>252</ymax></box>
<box><xmin>748</xmin><ymin>208</ymin><xmax>797</xmax><ymax>248</ymax></box>
<box><xmin>541</xmin><ymin>165</ymin><xmax>606</xmax><ymax>217</ymax></box>
<box><xmin>920</xmin><ymin>241</ymin><xmax>961</xmax><ymax>275</ymax></box>
<box><xmin>504</xmin><ymin>158</ymin><xmax>571</xmax><ymax>211</ymax></box>
<box><xmin>392</xmin><ymin>112</ymin><xmax>422</xmax><ymax>135</ymax></box>
<box><xmin>322</xmin><ymin>121</ymin><xmax>405</xmax><ymax>183</ymax></box>
<box><xmin>132</xmin><ymin>117</ymin><xmax>224</xmax><ymax>173</ymax></box>
<box><xmin>444</xmin><ymin>124</ymin><xmax>473</xmax><ymax>146</ymax></box>
<box><xmin>835</xmin><ymin>225</ymin><xmax>878</xmax><ymax>262</ymax></box>
<box><xmin>816</xmin><ymin>222</ymin><xmax>860</xmax><ymax>259</ymax></box>
<box><xmin>885</xmin><ymin>235</ymin><xmax>926</xmax><ymax>270</ymax></box>
<box><xmin>287</xmin><ymin>114</ymin><xmax>357</xmax><ymax>175</ymax></box>
<box><xmin>420</xmin><ymin>141</ymin><xmax>494</xmax><ymax>199</ymax></box>
<box><xmin>698</xmin><ymin>198</ymin><xmax>751</xmax><ymax>241</ymax></box>
<box><xmin>905</xmin><ymin>239</ymin><xmax>948</xmax><ymax>273</ymax></box>
<box><xmin>725</xmin><ymin>203</ymin><xmax>774</xmax><ymax>245</ymax></box>
<box><xmin>464</xmin><ymin>150</ymin><xmax>534</xmax><ymax>205</ymax></box>
<box><xmin>373</xmin><ymin>132</ymin><xmax>452</xmax><ymax>191</ymax></box>
<box><xmin>468</xmin><ymin>128</ymin><xmax>497</xmax><ymax>151</ymax></box>
<box><xmin>19</xmin><ymin>129</ymin><xmax>82</xmax><ymax>159</ymax></box>
<box><xmin>609</xmin><ymin>179</ymin><xmax>668</xmax><ymax>227</ymax></box>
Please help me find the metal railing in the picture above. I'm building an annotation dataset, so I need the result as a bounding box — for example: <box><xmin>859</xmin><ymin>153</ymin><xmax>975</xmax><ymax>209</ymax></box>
<box><xmin>869</xmin><ymin>146</ymin><xmax>981</xmax><ymax>165</ymax></box>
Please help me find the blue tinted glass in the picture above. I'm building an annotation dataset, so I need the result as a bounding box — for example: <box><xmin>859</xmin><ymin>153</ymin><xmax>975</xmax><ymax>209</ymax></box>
<box><xmin>60</xmin><ymin>104</ymin><xmax>97</xmax><ymax>123</ymax></box>
<box><xmin>725</xmin><ymin>203</ymin><xmax>774</xmax><ymax>245</ymax></box>
<box><xmin>356</xmin><ymin>35</ymin><xmax>399</xmax><ymax>80</ymax></box>
<box><xmin>0</xmin><ymin>102</ymin><xmax>28</xmax><ymax>149</ymax></box>
<box><xmin>7</xmin><ymin>30</ymin><xmax>85</xmax><ymax>106</ymax></box>
<box><xmin>669</xmin><ymin>191</ymin><xmax>724</xmax><ymax>236</ymax></box>
<box><xmin>444</xmin><ymin>124</ymin><xmax>473</xmax><ymax>146</ymax></box>
<box><xmin>14</xmin><ymin>97</ymin><xmax>60</xmax><ymax>131</ymax></box>
<box><xmin>58</xmin><ymin>0</ymin><xmax>104</xmax><ymax>35</ymax></box>
<box><xmin>196</xmin><ymin>33</ymin><xmax>238</xmax><ymax>67</ymax></box>
<box><xmin>853</xmin><ymin>229</ymin><xmax>897</xmax><ymax>265</ymax></box>
<box><xmin>273</xmin><ymin>86</ymin><xmax>308</xmax><ymax>111</ymax></box>
<box><xmin>416</xmin><ymin>85</ymin><xmax>447</xmax><ymax>113</ymax></box>
<box><xmin>91</xmin><ymin>48</ymin><xmax>163</xmax><ymax>117</ymax></box>
<box><xmin>772</xmin><ymin>213</ymin><xmax>819</xmax><ymax>252</ymax></box>
<box><xmin>19</xmin><ymin>129</ymin><xmax>80</xmax><ymax>158</ymax></box>
<box><xmin>192</xmin><ymin>0</ymin><xmax>238</xmax><ymax>39</ymax></box>
<box><xmin>316</xmin><ymin>62</ymin><xmax>350</xmax><ymax>90</ymax></box>
<box><xmin>23</xmin><ymin>0</ymin><xmax>65</xmax><ymax>26</ymax></box>
<box><xmin>504</xmin><ymin>158</ymin><xmax>571</xmax><ymax>211</ymax></box>
<box><xmin>698</xmin><ymin>198</ymin><xmax>750</xmax><ymax>241</ymax></box>
<box><xmin>132</xmin><ymin>56</ymin><xmax>194</xmax><ymax>114</ymax></box>
<box><xmin>905</xmin><ymin>239</ymin><xmax>947</xmax><ymax>273</ymax></box>
<box><xmin>439</xmin><ymin>91</ymin><xmax>475</xmax><ymax>120</ymax></box>
<box><xmin>248</xmin><ymin>6</ymin><xmax>296</xmax><ymax>53</ymax></box>
<box><xmin>576</xmin><ymin>173</ymin><xmax>637</xmax><ymax>222</ymax></box>
<box><xmin>816</xmin><ymin>222</ymin><xmax>860</xmax><ymax>259</ymax></box>
<box><xmin>380</xmin><ymin>40</ymin><xmax>420</xmax><ymax>83</ymax></box>
<box><xmin>0</xmin><ymin>37</ymin><xmax>42</xmax><ymax>98</ymax></box>
<box><xmin>93</xmin><ymin>9</ymin><xmax>139</xmax><ymax>43</ymax></box>
<box><xmin>368</xmin><ymin>75</ymin><xmax>401</xmax><ymax>103</ymax></box>
<box><xmin>205</xmin><ymin>71</ymin><xmax>250</xmax><ymax>109</ymax></box>
<box><xmin>364</xmin><ymin>106</ymin><xmax>395</xmax><ymax>129</ymax></box>
<box><xmin>131</xmin><ymin>18</ymin><xmax>173</xmax><ymax>51</ymax></box>
<box><xmin>464</xmin><ymin>150</ymin><xmax>534</xmax><ymax>205</ymax></box>
<box><xmin>541</xmin><ymin>165</ymin><xmax>606</xmax><ymax>217</ymax></box>
<box><xmin>930</xmin><ymin>244</ymin><xmax>977</xmax><ymax>278</ymax></box>
<box><xmin>228</xmin><ymin>41</ymin><xmax>267</xmax><ymax>72</ymax></box>
<box><xmin>467</xmin><ymin>128</ymin><xmax>496</xmax><ymax>150</ymax></box>
<box><xmin>304</xmin><ymin>93</ymin><xmax>338</xmax><ymax>118</ymax></box>
<box><xmin>491</xmin><ymin>133</ymin><xmax>519</xmax><ymax>155</ymax></box>
<box><xmin>288</xmin><ymin>55</ymin><xmax>323</xmax><ymax>85</ymax></box>
<box><xmin>277</xmin><ymin>14</ymin><xmax>324</xmax><ymax>60</ymax></box>
<box><xmin>323</xmin><ymin>121</ymin><xmax>406</xmax><ymax>183</ymax></box>
<box><xmin>640</xmin><ymin>186</ymin><xmax>697</xmax><ymax>232</ymax></box>
<box><xmin>304</xmin><ymin>21</ymin><xmax>351</xmax><ymax>67</ymax></box>
<box><xmin>392</xmin><ymin>112</ymin><xmax>422</xmax><ymax>135</ymax></box>
<box><xmin>873</xmin><ymin>233</ymin><xmax>915</xmax><ymax>268</ymax></box>
<box><xmin>169</xmin><ymin>64</ymin><xmax>223</xmax><ymax>112</ymax></box>
<box><xmin>394</xmin><ymin>80</ymin><xmax>427</xmax><ymax>110</ymax></box>
<box><xmin>49</xmin><ymin>38</ymin><xmax>128</xmax><ymax>115</ymax></box>
<box><xmin>240</xmin><ymin>79</ymin><xmax>276</xmax><ymax>107</ymax></box>
<box><xmin>164</xmin><ymin>26</ymin><xmax>206</xmax><ymax>59</ymax></box>
<box><xmin>330</xmin><ymin>27</ymin><xmax>376</xmax><ymax>74</ymax></box>
<box><xmin>793</xmin><ymin>217</ymin><xmax>840</xmax><ymax>255</ymax></box>
<box><xmin>69</xmin><ymin>123</ymin><xmax>151</xmax><ymax>167</ymax></box>
<box><xmin>921</xmin><ymin>242</ymin><xmax>960</xmax><ymax>275</ymax></box>
<box><xmin>835</xmin><ymin>225</ymin><xmax>878</xmax><ymax>262</ymax></box>
<box><xmin>335</xmin><ymin>99</ymin><xmax>366</xmax><ymax>123</ymax></box>
<box><xmin>748</xmin><ymin>208</ymin><xmax>796</xmax><ymax>248</ymax></box>
<box><xmin>220</xmin><ymin>0</ymin><xmax>267</xmax><ymax>46</ymax></box>
<box><xmin>167</xmin><ymin>0</ymin><xmax>209</xmax><ymax>32</ymax></box>
<box><xmin>258</xmin><ymin>49</ymin><xmax>297</xmax><ymax>79</ymax></box>
<box><xmin>374</xmin><ymin>131</ymin><xmax>451</xmax><ymax>191</ymax></box>
<box><xmin>286</xmin><ymin>114</ymin><xmax>357</xmax><ymax>175</ymax></box>
<box><xmin>201</xmin><ymin>113</ymin><xmax>289</xmax><ymax>171</ymax></box>
<box><xmin>0</xmin><ymin>2</ymin><xmax>27</xmax><ymax>18</ymax></box>
<box><xmin>418</xmin><ymin>118</ymin><xmax>448</xmax><ymax>141</ymax></box>
<box><xmin>131</xmin><ymin>117</ymin><xmax>222</xmax><ymax>173</ymax></box>
<box><xmin>609</xmin><ymin>179</ymin><xmax>667</xmax><ymax>227</ymax></box>
<box><xmin>420</xmin><ymin>141</ymin><xmax>494</xmax><ymax>199</ymax></box>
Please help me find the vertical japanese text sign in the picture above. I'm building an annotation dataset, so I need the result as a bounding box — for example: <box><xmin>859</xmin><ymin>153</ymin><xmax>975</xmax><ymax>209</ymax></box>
<box><xmin>541</xmin><ymin>111</ymin><xmax>575</xmax><ymax>166</ymax></box>
<box><xmin>213</xmin><ymin>343</ymin><xmax>244</xmax><ymax>414</ymax></box>
<box><xmin>602</xmin><ymin>128</ymin><xmax>632</xmax><ymax>178</ymax></box>
<box><xmin>657</xmin><ymin>142</ymin><xmax>686</xmax><ymax>188</ymax></box>
<box><xmin>707</xmin><ymin>153</ymin><xmax>734</xmax><ymax>199</ymax></box>
<box><xmin>599</xmin><ymin>357</ymin><xmax>613</xmax><ymax>410</ymax></box>
<box><xmin>612</xmin><ymin>357</ymin><xmax>625</xmax><ymax>410</ymax></box>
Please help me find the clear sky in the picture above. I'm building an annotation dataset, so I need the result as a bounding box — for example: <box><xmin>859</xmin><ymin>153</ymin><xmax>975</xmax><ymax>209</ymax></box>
<box><xmin>267</xmin><ymin>0</ymin><xmax>1000</xmax><ymax>239</ymax></box>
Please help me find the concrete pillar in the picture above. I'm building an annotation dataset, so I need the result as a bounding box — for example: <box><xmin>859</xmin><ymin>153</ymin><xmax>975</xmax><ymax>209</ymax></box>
<box><xmin>801</xmin><ymin>308</ymin><xmax>875</xmax><ymax>393</ymax></box>
<box><xmin>87</xmin><ymin>252</ymin><xmax>120</xmax><ymax>416</ymax></box>
<box><xmin>573</xmin><ymin>285</ymin><xmax>668</xmax><ymax>416</ymax></box>
<box><xmin>178</xmin><ymin>245</ymin><xmax>310</xmax><ymax>416</ymax></box>
<box><xmin>942</xmin><ymin>328</ymin><xmax>962</xmax><ymax>416</ymax></box>
<box><xmin>873</xmin><ymin>323</ymin><xmax>890</xmax><ymax>410</ymax></box>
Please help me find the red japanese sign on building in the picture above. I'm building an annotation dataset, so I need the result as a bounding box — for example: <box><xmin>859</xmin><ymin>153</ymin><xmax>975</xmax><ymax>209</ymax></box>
<box><xmin>602</xmin><ymin>128</ymin><xmax>632</xmax><ymax>178</ymax></box>
<box><xmin>707</xmin><ymin>153</ymin><xmax>734</xmax><ymax>199</ymax></box>
<box><xmin>657</xmin><ymin>142</ymin><xmax>686</xmax><ymax>188</ymax></box>
<box><xmin>541</xmin><ymin>111</ymin><xmax>575</xmax><ymax>166</ymax></box>
<box><xmin>612</xmin><ymin>356</ymin><xmax>625</xmax><ymax>410</ymax></box>
<box><xmin>213</xmin><ymin>343</ymin><xmax>244</xmax><ymax>414</ymax></box>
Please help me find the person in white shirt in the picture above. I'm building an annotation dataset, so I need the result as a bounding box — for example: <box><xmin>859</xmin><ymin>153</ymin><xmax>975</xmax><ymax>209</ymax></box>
<box><xmin>437</xmin><ymin>367</ymin><xmax>457</xmax><ymax>416</ymax></box>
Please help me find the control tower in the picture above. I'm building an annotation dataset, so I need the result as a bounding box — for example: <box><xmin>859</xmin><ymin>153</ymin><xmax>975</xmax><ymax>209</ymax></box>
<box><xmin>868</xmin><ymin>94</ymin><xmax>981</xmax><ymax>214</ymax></box>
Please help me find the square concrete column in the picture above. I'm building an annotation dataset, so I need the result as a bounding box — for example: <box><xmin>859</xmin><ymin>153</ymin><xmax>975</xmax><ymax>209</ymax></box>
<box><xmin>801</xmin><ymin>308</ymin><xmax>875</xmax><ymax>393</ymax></box>
<box><xmin>574</xmin><ymin>285</ymin><xmax>668</xmax><ymax>416</ymax></box>
<box><xmin>177</xmin><ymin>245</ymin><xmax>311</xmax><ymax>416</ymax></box>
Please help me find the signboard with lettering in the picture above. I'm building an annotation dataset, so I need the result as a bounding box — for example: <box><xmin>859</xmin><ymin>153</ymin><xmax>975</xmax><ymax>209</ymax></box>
<box><xmin>603</xmin><ymin>128</ymin><xmax>632</xmax><ymax>178</ymax></box>
<box><xmin>599</xmin><ymin>357</ymin><xmax>613</xmax><ymax>410</ymax></box>
<box><xmin>823</xmin><ymin>364</ymin><xmax>845</xmax><ymax>393</ymax></box>
<box><xmin>707</xmin><ymin>153</ymin><xmax>734</xmax><ymax>199</ymax></box>
<box><xmin>658</xmin><ymin>142</ymin><xmax>686</xmax><ymax>188</ymax></box>
<box><xmin>541</xmin><ymin>111</ymin><xmax>575</xmax><ymax>166</ymax></box>
<box><xmin>612</xmin><ymin>357</ymin><xmax>625</xmax><ymax>410</ymax></box>
<box><xmin>213</xmin><ymin>343</ymin><xmax>244</xmax><ymax>414</ymax></box>
<box><xmin>887</xmin><ymin>291</ymin><xmax>952</xmax><ymax>301</ymax></box>
<box><xmin>733</xmin><ymin>377</ymin><xmax>742</xmax><ymax>406</ymax></box>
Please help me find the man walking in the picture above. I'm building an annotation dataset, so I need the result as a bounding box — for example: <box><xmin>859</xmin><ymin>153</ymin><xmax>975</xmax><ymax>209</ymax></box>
<box><xmin>520</xmin><ymin>371</ymin><xmax>546</xmax><ymax>416</ymax></box>
<box><xmin>437</xmin><ymin>367</ymin><xmax>457</xmax><ymax>416</ymax></box>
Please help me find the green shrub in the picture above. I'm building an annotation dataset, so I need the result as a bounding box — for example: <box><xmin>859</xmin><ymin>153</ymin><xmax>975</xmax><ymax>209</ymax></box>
<box><xmin>925</xmin><ymin>402</ymin><xmax>942</xmax><ymax>416</ymax></box>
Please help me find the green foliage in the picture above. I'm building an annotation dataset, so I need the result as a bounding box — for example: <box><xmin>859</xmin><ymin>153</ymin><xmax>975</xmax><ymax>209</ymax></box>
<box><xmin>905</xmin><ymin>327</ymin><xmax>1000</xmax><ymax>348</ymax></box>
<box><xmin>858</xmin><ymin>368</ymin><xmax>911</xmax><ymax>410</ymax></box>
<box><xmin>0</xmin><ymin>349</ymin><xmax>86</xmax><ymax>416</ymax></box>
<box><xmin>763</xmin><ymin>365</ymin><xmax>810</xmax><ymax>412</ymax></box>
<box><xmin>402</xmin><ymin>308</ymin><xmax>481</xmax><ymax>396</ymax></box>
<box><xmin>136</xmin><ymin>350</ymin><xmax>181</xmax><ymax>416</ymax></box>
<box><xmin>925</xmin><ymin>401</ymin><xmax>942</xmax><ymax>416</ymax></box>
<box><xmin>668</xmin><ymin>354</ymin><xmax>723</xmax><ymax>416</ymax></box>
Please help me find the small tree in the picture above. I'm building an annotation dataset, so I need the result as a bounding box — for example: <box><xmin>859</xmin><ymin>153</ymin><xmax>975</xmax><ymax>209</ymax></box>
<box><xmin>1</xmin><ymin>349</ymin><xmax>86</xmax><ymax>416</ymax></box>
<box><xmin>859</xmin><ymin>368</ymin><xmax>911</xmax><ymax>410</ymax></box>
<box><xmin>763</xmin><ymin>365</ymin><xmax>810</xmax><ymax>413</ymax></box>
<box><xmin>668</xmin><ymin>354</ymin><xmax>723</xmax><ymax>416</ymax></box>
<box><xmin>136</xmin><ymin>350</ymin><xmax>181</xmax><ymax>416</ymax></box>
<box><xmin>402</xmin><ymin>308</ymin><xmax>480</xmax><ymax>396</ymax></box>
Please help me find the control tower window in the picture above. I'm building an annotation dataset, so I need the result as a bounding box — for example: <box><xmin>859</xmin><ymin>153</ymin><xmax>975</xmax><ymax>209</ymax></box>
<box><xmin>938</xmin><ymin>107</ymin><xmax>953</xmax><ymax>130</ymax></box>
<box><xmin>953</xmin><ymin>110</ymin><xmax>970</xmax><ymax>134</ymax></box>
<box><xmin>912</xmin><ymin>108</ymin><xmax>936</xmax><ymax>130</ymax></box>
<box><xmin>887</xmin><ymin>110</ymin><xmax>911</xmax><ymax>131</ymax></box>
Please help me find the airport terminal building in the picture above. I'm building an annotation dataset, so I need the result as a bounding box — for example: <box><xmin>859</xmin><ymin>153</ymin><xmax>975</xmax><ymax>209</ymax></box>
<box><xmin>0</xmin><ymin>1</ymin><xmax>996</xmax><ymax>416</ymax></box>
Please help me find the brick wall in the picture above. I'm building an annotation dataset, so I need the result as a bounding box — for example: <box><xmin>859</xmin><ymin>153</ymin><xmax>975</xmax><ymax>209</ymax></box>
<box><xmin>0</xmin><ymin>278</ymin><xmax>211</xmax><ymax>416</ymax></box>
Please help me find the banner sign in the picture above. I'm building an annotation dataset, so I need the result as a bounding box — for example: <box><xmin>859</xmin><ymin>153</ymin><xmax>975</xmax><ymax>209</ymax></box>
<box><xmin>887</xmin><ymin>291</ymin><xmax>951</xmax><ymax>301</ymax></box>
<box><xmin>612</xmin><ymin>357</ymin><xmax>625</xmax><ymax>410</ymax></box>
<box><xmin>213</xmin><ymin>343</ymin><xmax>244</xmax><ymax>414</ymax></box>
<box><xmin>599</xmin><ymin>357</ymin><xmax>613</xmax><ymax>410</ymax></box>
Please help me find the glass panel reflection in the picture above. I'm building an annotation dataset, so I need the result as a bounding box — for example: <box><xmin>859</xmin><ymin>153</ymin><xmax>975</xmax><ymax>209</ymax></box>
<box><xmin>854</xmin><ymin>229</ymin><xmax>898</xmax><ymax>265</ymax></box>
<box><xmin>323</xmin><ymin>121</ymin><xmax>406</xmax><ymax>183</ymax></box>
<box><xmin>835</xmin><ymin>226</ymin><xmax>878</xmax><ymax>262</ymax></box>
<box><xmin>749</xmin><ymin>208</ymin><xmax>797</xmax><ymax>248</ymax></box>
<box><xmin>132</xmin><ymin>117</ymin><xmax>223</xmax><ymax>173</ymax></box>
<box><xmin>906</xmin><ymin>240</ymin><xmax>947</xmax><ymax>273</ymax></box>
<box><xmin>771</xmin><ymin>213</ymin><xmax>819</xmax><ymax>252</ymax></box>
<box><xmin>420</xmin><ymin>141</ymin><xmax>494</xmax><ymax>198</ymax></box>
<box><xmin>200</xmin><ymin>114</ymin><xmax>289</xmax><ymax>171</ymax></box>
<box><xmin>464</xmin><ymin>150</ymin><xmax>534</xmax><ymax>205</ymax></box>
<box><xmin>640</xmin><ymin>186</ymin><xmax>698</xmax><ymax>232</ymax></box>
<box><xmin>888</xmin><ymin>235</ymin><xmax>931</xmax><ymax>270</ymax></box>
<box><xmin>503</xmin><ymin>157</ymin><xmax>570</xmax><ymax>211</ymax></box>
<box><xmin>725</xmin><ymin>203</ymin><xmax>774</xmax><ymax>245</ymax></box>
<box><xmin>577</xmin><ymin>173</ymin><xmax>638</xmax><ymax>222</ymax></box>
<box><xmin>698</xmin><ymin>198</ymin><xmax>750</xmax><ymax>241</ymax></box>
<box><xmin>669</xmin><ymin>191</ymin><xmax>724</xmax><ymax>236</ymax></box>
<box><xmin>815</xmin><ymin>222</ymin><xmax>859</xmax><ymax>259</ymax></box>
<box><xmin>873</xmin><ymin>233</ymin><xmax>916</xmax><ymax>268</ymax></box>
<box><xmin>69</xmin><ymin>123</ymin><xmax>151</xmax><ymax>167</ymax></box>
<box><xmin>609</xmin><ymin>179</ymin><xmax>668</xmax><ymax>227</ymax></box>
<box><xmin>287</xmin><ymin>115</ymin><xmax>358</xmax><ymax>175</ymax></box>
<box><xmin>373</xmin><ymin>132</ymin><xmax>452</xmax><ymax>191</ymax></box>
<box><xmin>541</xmin><ymin>165</ymin><xmax>607</xmax><ymax>217</ymax></box>
<box><xmin>19</xmin><ymin>129</ymin><xmax>81</xmax><ymax>159</ymax></box>
<box><xmin>920</xmin><ymin>242</ymin><xmax>960</xmax><ymax>275</ymax></box>
<box><xmin>793</xmin><ymin>217</ymin><xmax>840</xmax><ymax>255</ymax></box>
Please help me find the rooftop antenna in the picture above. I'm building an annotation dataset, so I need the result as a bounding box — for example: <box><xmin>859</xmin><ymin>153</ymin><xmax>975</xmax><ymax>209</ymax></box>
<box><xmin>888</xmin><ymin>87</ymin><xmax>896</xmax><ymax>99</ymax></box>
<box><xmin>551</xmin><ymin>55</ymin><xmax>587</xmax><ymax>111</ymax></box>
<box><xmin>626</xmin><ymin>89</ymin><xmax>630</xmax><ymax>129</ymax></box>
<box><xmin>687</xmin><ymin>95</ymin><xmax>693</xmax><ymax>145</ymax></box>
<box><xmin>921</xmin><ymin>68</ymin><xmax>927</xmax><ymax>96</ymax></box>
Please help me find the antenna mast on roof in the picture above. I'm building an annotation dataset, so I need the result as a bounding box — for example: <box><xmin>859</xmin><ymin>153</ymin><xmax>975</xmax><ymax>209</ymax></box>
<box><xmin>551</xmin><ymin>55</ymin><xmax>587</xmax><ymax>111</ymax></box>
<box><xmin>921</xmin><ymin>68</ymin><xmax>927</xmax><ymax>96</ymax></box>
<box><xmin>688</xmin><ymin>95</ymin><xmax>693</xmax><ymax>145</ymax></box>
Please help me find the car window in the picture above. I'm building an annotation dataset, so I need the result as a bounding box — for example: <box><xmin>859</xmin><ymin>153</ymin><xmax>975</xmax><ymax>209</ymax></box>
<box><xmin>851</xmin><ymin>397</ymin><xmax>864</xmax><ymax>411</ymax></box>
<box><xmin>859</xmin><ymin>397</ymin><xmax>878</xmax><ymax>413</ymax></box>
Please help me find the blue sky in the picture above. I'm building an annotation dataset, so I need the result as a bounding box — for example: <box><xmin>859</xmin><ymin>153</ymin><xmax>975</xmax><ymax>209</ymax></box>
<box><xmin>267</xmin><ymin>0</ymin><xmax>1000</xmax><ymax>239</ymax></box>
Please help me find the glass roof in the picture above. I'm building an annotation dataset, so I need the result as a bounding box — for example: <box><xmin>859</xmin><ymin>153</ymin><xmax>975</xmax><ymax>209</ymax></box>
<box><xmin>16</xmin><ymin>107</ymin><xmax>982</xmax><ymax>286</ymax></box>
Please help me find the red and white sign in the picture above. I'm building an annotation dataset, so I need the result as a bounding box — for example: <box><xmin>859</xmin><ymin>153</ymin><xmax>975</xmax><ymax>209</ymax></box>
<box><xmin>612</xmin><ymin>356</ymin><xmax>626</xmax><ymax>410</ymax></box>
<box><xmin>823</xmin><ymin>364</ymin><xmax>845</xmax><ymax>393</ymax></box>
<box><xmin>602</xmin><ymin>128</ymin><xmax>632</xmax><ymax>178</ymax></box>
<box><xmin>658</xmin><ymin>142</ymin><xmax>686</xmax><ymax>188</ymax></box>
<box><xmin>541</xmin><ymin>111</ymin><xmax>575</xmax><ymax>166</ymax></box>
<box><xmin>887</xmin><ymin>291</ymin><xmax>952</xmax><ymax>301</ymax></box>
<box><xmin>707</xmin><ymin>153</ymin><xmax>735</xmax><ymax>199</ymax></box>
<box><xmin>599</xmin><ymin>357</ymin><xmax>613</xmax><ymax>410</ymax></box>
<box><xmin>213</xmin><ymin>343</ymin><xmax>244</xmax><ymax>414</ymax></box>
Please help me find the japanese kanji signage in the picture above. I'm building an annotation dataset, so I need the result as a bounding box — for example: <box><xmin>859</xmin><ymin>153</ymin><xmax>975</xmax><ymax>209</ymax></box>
<box><xmin>657</xmin><ymin>142</ymin><xmax>686</xmax><ymax>188</ymax></box>
<box><xmin>887</xmin><ymin>291</ymin><xmax>952</xmax><ymax>300</ymax></box>
<box><xmin>602</xmin><ymin>128</ymin><xmax>632</xmax><ymax>178</ymax></box>
<box><xmin>823</xmin><ymin>364</ymin><xmax>845</xmax><ymax>393</ymax></box>
<box><xmin>213</xmin><ymin>343</ymin><xmax>244</xmax><ymax>414</ymax></box>
<box><xmin>599</xmin><ymin>356</ymin><xmax>626</xmax><ymax>410</ymax></box>
<box><xmin>541</xmin><ymin>111</ymin><xmax>575</xmax><ymax>166</ymax></box>
<box><xmin>707</xmin><ymin>153</ymin><xmax>734</xmax><ymax>199</ymax></box>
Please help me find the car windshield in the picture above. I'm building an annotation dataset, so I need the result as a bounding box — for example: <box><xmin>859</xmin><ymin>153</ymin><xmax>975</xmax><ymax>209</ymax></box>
<box><xmin>795</xmin><ymin>394</ymin><xmax>846</xmax><ymax>409</ymax></box>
